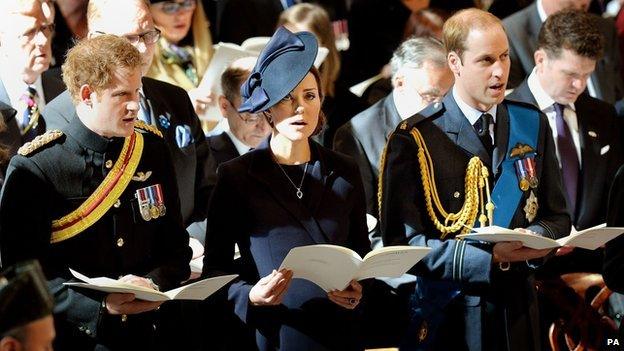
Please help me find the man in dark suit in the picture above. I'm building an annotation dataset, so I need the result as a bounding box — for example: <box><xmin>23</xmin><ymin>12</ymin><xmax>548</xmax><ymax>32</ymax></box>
<box><xmin>508</xmin><ymin>10</ymin><xmax>623</xmax><ymax>273</ymax></box>
<box><xmin>43</xmin><ymin>0</ymin><xmax>213</xmax><ymax>226</ymax></box>
<box><xmin>380</xmin><ymin>9</ymin><xmax>570</xmax><ymax>349</ymax></box>
<box><xmin>503</xmin><ymin>0</ymin><xmax>624</xmax><ymax>105</ymax></box>
<box><xmin>0</xmin><ymin>1</ymin><xmax>65</xmax><ymax>153</ymax></box>
<box><xmin>334</xmin><ymin>36</ymin><xmax>453</xmax><ymax>247</ymax></box>
<box><xmin>605</xmin><ymin>165</ymin><xmax>624</xmax><ymax>341</ymax></box>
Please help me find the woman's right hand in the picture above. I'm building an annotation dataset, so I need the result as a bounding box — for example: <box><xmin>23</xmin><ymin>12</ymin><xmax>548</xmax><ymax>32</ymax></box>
<box><xmin>249</xmin><ymin>269</ymin><xmax>293</xmax><ymax>306</ymax></box>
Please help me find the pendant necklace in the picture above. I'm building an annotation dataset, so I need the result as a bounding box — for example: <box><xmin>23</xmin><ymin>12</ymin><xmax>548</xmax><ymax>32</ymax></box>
<box><xmin>275</xmin><ymin>160</ymin><xmax>309</xmax><ymax>199</ymax></box>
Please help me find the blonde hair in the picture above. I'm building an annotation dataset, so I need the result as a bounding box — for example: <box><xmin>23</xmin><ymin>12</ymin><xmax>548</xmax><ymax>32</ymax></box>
<box><xmin>443</xmin><ymin>8</ymin><xmax>503</xmax><ymax>59</ymax></box>
<box><xmin>147</xmin><ymin>0</ymin><xmax>213</xmax><ymax>90</ymax></box>
<box><xmin>278</xmin><ymin>3</ymin><xmax>340</xmax><ymax>98</ymax></box>
<box><xmin>62</xmin><ymin>35</ymin><xmax>143</xmax><ymax>104</ymax></box>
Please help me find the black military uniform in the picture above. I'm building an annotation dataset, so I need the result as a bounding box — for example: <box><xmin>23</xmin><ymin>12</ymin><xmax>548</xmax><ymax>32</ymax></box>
<box><xmin>0</xmin><ymin>116</ymin><xmax>191</xmax><ymax>350</ymax></box>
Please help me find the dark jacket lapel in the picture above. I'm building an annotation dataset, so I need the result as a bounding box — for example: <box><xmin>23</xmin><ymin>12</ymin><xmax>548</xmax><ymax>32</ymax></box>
<box><xmin>209</xmin><ymin>133</ymin><xmax>241</xmax><ymax>165</ymax></box>
<box><xmin>382</xmin><ymin>94</ymin><xmax>402</xmax><ymax>141</ymax></box>
<box><xmin>141</xmin><ymin>78</ymin><xmax>169</xmax><ymax>133</ymax></box>
<box><xmin>493</xmin><ymin>104</ymin><xmax>510</xmax><ymax>177</ymax></box>
<box><xmin>248</xmin><ymin>140</ymin><xmax>329</xmax><ymax>244</ymax></box>
<box><xmin>575</xmin><ymin>95</ymin><xmax>601</xmax><ymax>214</ymax></box>
<box><xmin>441</xmin><ymin>93</ymin><xmax>491</xmax><ymax>166</ymax></box>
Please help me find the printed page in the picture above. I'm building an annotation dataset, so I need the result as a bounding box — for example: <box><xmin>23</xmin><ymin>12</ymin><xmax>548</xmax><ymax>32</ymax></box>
<box><xmin>354</xmin><ymin>246</ymin><xmax>431</xmax><ymax>281</ymax></box>
<box><xmin>279</xmin><ymin>244</ymin><xmax>362</xmax><ymax>292</ymax></box>
<box><xmin>164</xmin><ymin>274</ymin><xmax>238</xmax><ymax>300</ymax></box>
<box><xmin>457</xmin><ymin>226</ymin><xmax>561</xmax><ymax>249</ymax></box>
<box><xmin>557</xmin><ymin>224</ymin><xmax>624</xmax><ymax>250</ymax></box>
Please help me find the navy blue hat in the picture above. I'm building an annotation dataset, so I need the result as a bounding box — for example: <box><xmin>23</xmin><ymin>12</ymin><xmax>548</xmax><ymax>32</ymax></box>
<box><xmin>238</xmin><ymin>26</ymin><xmax>319</xmax><ymax>113</ymax></box>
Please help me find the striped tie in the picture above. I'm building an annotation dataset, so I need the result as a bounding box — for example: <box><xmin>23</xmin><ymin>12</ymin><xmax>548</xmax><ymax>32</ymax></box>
<box><xmin>139</xmin><ymin>92</ymin><xmax>152</xmax><ymax>124</ymax></box>
<box><xmin>18</xmin><ymin>86</ymin><xmax>40</xmax><ymax>140</ymax></box>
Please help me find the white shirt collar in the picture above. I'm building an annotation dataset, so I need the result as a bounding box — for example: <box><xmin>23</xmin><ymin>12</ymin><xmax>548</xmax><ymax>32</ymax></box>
<box><xmin>0</xmin><ymin>68</ymin><xmax>45</xmax><ymax>109</ymax></box>
<box><xmin>225</xmin><ymin>129</ymin><xmax>252</xmax><ymax>156</ymax></box>
<box><xmin>527</xmin><ymin>68</ymin><xmax>576</xmax><ymax>112</ymax></box>
<box><xmin>452</xmin><ymin>86</ymin><xmax>497</xmax><ymax>126</ymax></box>
<box><xmin>536</xmin><ymin>0</ymin><xmax>548</xmax><ymax>22</ymax></box>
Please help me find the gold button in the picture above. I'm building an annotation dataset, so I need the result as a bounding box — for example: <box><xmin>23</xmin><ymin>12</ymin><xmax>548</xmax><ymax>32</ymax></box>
<box><xmin>121</xmin><ymin>314</ymin><xmax>128</xmax><ymax>322</ymax></box>
<box><xmin>113</xmin><ymin>199</ymin><xmax>121</xmax><ymax>208</ymax></box>
<box><xmin>105</xmin><ymin>160</ymin><xmax>113</xmax><ymax>169</ymax></box>
<box><xmin>453</xmin><ymin>191</ymin><xmax>460</xmax><ymax>198</ymax></box>
<box><xmin>116</xmin><ymin>238</ymin><xmax>124</xmax><ymax>247</ymax></box>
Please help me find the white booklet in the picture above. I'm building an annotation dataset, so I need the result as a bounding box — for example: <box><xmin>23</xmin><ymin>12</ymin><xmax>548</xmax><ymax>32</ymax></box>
<box><xmin>456</xmin><ymin>224</ymin><xmax>624</xmax><ymax>250</ymax></box>
<box><xmin>279</xmin><ymin>244</ymin><xmax>431</xmax><ymax>292</ymax></box>
<box><xmin>64</xmin><ymin>269</ymin><xmax>238</xmax><ymax>302</ymax></box>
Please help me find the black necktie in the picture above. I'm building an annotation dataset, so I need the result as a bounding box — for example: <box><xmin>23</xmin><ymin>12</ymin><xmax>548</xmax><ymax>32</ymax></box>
<box><xmin>474</xmin><ymin>113</ymin><xmax>494</xmax><ymax>155</ymax></box>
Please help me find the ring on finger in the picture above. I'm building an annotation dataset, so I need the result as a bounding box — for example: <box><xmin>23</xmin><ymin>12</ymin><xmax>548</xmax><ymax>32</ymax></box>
<box><xmin>348</xmin><ymin>298</ymin><xmax>357</xmax><ymax>305</ymax></box>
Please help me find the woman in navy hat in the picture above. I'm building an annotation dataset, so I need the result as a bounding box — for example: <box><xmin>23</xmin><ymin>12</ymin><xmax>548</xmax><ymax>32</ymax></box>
<box><xmin>202</xmin><ymin>26</ymin><xmax>369</xmax><ymax>350</ymax></box>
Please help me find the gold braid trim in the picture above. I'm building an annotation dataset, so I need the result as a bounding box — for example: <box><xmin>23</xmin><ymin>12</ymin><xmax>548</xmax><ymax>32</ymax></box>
<box><xmin>50</xmin><ymin>132</ymin><xmax>144</xmax><ymax>243</ymax></box>
<box><xmin>134</xmin><ymin>120</ymin><xmax>163</xmax><ymax>138</ymax></box>
<box><xmin>378</xmin><ymin>127</ymin><xmax>494</xmax><ymax>240</ymax></box>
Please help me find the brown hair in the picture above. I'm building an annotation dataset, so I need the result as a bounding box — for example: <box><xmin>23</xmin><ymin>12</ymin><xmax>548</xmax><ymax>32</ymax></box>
<box><xmin>443</xmin><ymin>8</ymin><xmax>503</xmax><ymax>59</ymax></box>
<box><xmin>537</xmin><ymin>9</ymin><xmax>603</xmax><ymax>60</ymax></box>
<box><xmin>403</xmin><ymin>8</ymin><xmax>447</xmax><ymax>41</ymax></box>
<box><xmin>265</xmin><ymin>66</ymin><xmax>326</xmax><ymax>136</ymax></box>
<box><xmin>221</xmin><ymin>67</ymin><xmax>250</xmax><ymax>105</ymax></box>
<box><xmin>62</xmin><ymin>34</ymin><xmax>143</xmax><ymax>104</ymax></box>
<box><xmin>278</xmin><ymin>3</ymin><xmax>340</xmax><ymax>98</ymax></box>
<box><xmin>87</xmin><ymin>0</ymin><xmax>151</xmax><ymax>30</ymax></box>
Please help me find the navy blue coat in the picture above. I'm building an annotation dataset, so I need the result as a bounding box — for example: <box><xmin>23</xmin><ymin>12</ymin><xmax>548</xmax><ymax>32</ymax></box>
<box><xmin>380</xmin><ymin>93</ymin><xmax>571</xmax><ymax>350</ymax></box>
<box><xmin>203</xmin><ymin>139</ymin><xmax>370</xmax><ymax>350</ymax></box>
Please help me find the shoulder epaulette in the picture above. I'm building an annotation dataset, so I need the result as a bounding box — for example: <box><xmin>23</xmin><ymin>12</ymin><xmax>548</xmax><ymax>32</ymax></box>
<box><xmin>396</xmin><ymin>101</ymin><xmax>445</xmax><ymax>133</ymax></box>
<box><xmin>18</xmin><ymin>130</ymin><xmax>63</xmax><ymax>156</ymax></box>
<box><xmin>134</xmin><ymin>120</ymin><xmax>163</xmax><ymax>138</ymax></box>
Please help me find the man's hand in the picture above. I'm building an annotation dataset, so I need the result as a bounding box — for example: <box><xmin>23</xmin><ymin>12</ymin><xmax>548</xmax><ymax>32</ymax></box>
<box><xmin>104</xmin><ymin>275</ymin><xmax>163</xmax><ymax>315</ymax></box>
<box><xmin>188</xmin><ymin>88</ymin><xmax>215</xmax><ymax>115</ymax></box>
<box><xmin>249</xmin><ymin>269</ymin><xmax>293</xmax><ymax>306</ymax></box>
<box><xmin>492</xmin><ymin>241</ymin><xmax>552</xmax><ymax>262</ymax></box>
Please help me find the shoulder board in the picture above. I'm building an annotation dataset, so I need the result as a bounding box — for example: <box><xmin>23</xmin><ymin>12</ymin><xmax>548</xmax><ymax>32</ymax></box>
<box><xmin>395</xmin><ymin>101</ymin><xmax>444</xmax><ymax>133</ymax></box>
<box><xmin>134</xmin><ymin>120</ymin><xmax>163</xmax><ymax>138</ymax></box>
<box><xmin>18</xmin><ymin>130</ymin><xmax>64</xmax><ymax>156</ymax></box>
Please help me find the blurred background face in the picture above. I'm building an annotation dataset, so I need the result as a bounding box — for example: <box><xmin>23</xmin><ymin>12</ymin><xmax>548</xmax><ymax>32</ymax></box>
<box><xmin>394</xmin><ymin>60</ymin><xmax>454</xmax><ymax>111</ymax></box>
<box><xmin>220</xmin><ymin>96</ymin><xmax>270</xmax><ymax>148</ymax></box>
<box><xmin>535</xmin><ymin>48</ymin><xmax>596</xmax><ymax>105</ymax></box>
<box><xmin>543</xmin><ymin>0</ymin><xmax>591</xmax><ymax>14</ymax></box>
<box><xmin>449</xmin><ymin>26</ymin><xmax>510</xmax><ymax>111</ymax></box>
<box><xmin>0</xmin><ymin>1</ymin><xmax>53</xmax><ymax>82</ymax></box>
<box><xmin>89</xmin><ymin>0</ymin><xmax>158</xmax><ymax>75</ymax></box>
<box><xmin>150</xmin><ymin>0</ymin><xmax>196</xmax><ymax>44</ymax></box>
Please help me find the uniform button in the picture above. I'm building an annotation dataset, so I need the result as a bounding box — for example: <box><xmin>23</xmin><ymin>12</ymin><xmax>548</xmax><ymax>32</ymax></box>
<box><xmin>85</xmin><ymin>329</ymin><xmax>91</xmax><ymax>335</ymax></box>
<box><xmin>121</xmin><ymin>314</ymin><xmax>128</xmax><ymax>322</ymax></box>
<box><xmin>78</xmin><ymin>325</ymin><xmax>85</xmax><ymax>331</ymax></box>
<box><xmin>453</xmin><ymin>191</ymin><xmax>461</xmax><ymax>198</ymax></box>
<box><xmin>105</xmin><ymin>160</ymin><xmax>113</xmax><ymax>169</ymax></box>
<box><xmin>116</xmin><ymin>238</ymin><xmax>124</xmax><ymax>247</ymax></box>
<box><xmin>113</xmin><ymin>199</ymin><xmax>121</xmax><ymax>208</ymax></box>
<box><xmin>153</xmin><ymin>324</ymin><xmax>157</xmax><ymax>331</ymax></box>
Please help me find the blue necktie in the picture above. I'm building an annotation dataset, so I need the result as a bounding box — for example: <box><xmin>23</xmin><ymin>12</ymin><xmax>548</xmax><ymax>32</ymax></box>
<box><xmin>139</xmin><ymin>93</ymin><xmax>152</xmax><ymax>124</ymax></box>
<box><xmin>553</xmin><ymin>103</ymin><xmax>579</xmax><ymax>215</ymax></box>
<box><xmin>473</xmin><ymin>113</ymin><xmax>494</xmax><ymax>156</ymax></box>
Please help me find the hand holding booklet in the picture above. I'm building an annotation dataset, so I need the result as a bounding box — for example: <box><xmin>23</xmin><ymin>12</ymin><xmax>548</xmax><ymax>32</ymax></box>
<box><xmin>279</xmin><ymin>244</ymin><xmax>431</xmax><ymax>292</ymax></box>
<box><xmin>456</xmin><ymin>223</ymin><xmax>624</xmax><ymax>250</ymax></box>
<box><xmin>64</xmin><ymin>269</ymin><xmax>238</xmax><ymax>302</ymax></box>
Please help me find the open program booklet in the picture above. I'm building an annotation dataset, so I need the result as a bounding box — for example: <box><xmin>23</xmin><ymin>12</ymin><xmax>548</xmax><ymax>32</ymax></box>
<box><xmin>279</xmin><ymin>244</ymin><xmax>431</xmax><ymax>292</ymax></box>
<box><xmin>456</xmin><ymin>223</ymin><xmax>624</xmax><ymax>250</ymax></box>
<box><xmin>64</xmin><ymin>269</ymin><xmax>238</xmax><ymax>302</ymax></box>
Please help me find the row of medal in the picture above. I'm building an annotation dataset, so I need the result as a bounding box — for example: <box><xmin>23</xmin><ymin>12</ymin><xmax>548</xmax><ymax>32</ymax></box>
<box><xmin>515</xmin><ymin>157</ymin><xmax>539</xmax><ymax>191</ymax></box>
<box><xmin>135</xmin><ymin>184</ymin><xmax>166</xmax><ymax>221</ymax></box>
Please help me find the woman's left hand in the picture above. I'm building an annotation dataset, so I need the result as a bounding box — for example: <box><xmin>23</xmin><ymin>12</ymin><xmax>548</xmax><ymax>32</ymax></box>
<box><xmin>328</xmin><ymin>280</ymin><xmax>362</xmax><ymax>310</ymax></box>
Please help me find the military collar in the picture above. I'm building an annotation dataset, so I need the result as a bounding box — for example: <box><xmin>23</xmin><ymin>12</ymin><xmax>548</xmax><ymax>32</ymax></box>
<box><xmin>64</xmin><ymin>115</ymin><xmax>116</xmax><ymax>153</ymax></box>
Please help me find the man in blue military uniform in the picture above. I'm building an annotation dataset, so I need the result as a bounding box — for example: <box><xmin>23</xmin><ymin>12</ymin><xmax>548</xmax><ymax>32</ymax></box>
<box><xmin>379</xmin><ymin>8</ymin><xmax>570</xmax><ymax>350</ymax></box>
<box><xmin>0</xmin><ymin>35</ymin><xmax>191</xmax><ymax>350</ymax></box>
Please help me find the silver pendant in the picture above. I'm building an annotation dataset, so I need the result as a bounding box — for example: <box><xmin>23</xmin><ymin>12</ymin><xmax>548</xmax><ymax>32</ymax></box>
<box><xmin>296</xmin><ymin>189</ymin><xmax>303</xmax><ymax>199</ymax></box>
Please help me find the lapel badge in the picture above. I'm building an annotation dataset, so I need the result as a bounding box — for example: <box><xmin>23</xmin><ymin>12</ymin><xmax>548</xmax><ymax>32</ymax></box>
<box><xmin>523</xmin><ymin>190</ymin><xmax>538</xmax><ymax>222</ymax></box>
<box><xmin>588</xmin><ymin>130</ymin><xmax>598</xmax><ymax>138</ymax></box>
<box><xmin>132</xmin><ymin>171</ymin><xmax>152</xmax><ymax>182</ymax></box>
<box><xmin>135</xmin><ymin>184</ymin><xmax>166</xmax><ymax>221</ymax></box>
<box><xmin>418</xmin><ymin>321</ymin><xmax>428</xmax><ymax>343</ymax></box>
<box><xmin>399</xmin><ymin>122</ymin><xmax>407</xmax><ymax>130</ymax></box>
<box><xmin>158</xmin><ymin>114</ymin><xmax>171</xmax><ymax>129</ymax></box>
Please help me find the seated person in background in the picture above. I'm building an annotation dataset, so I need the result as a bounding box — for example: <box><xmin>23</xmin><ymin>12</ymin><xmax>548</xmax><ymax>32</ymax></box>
<box><xmin>203</xmin><ymin>27</ymin><xmax>369</xmax><ymax>351</ymax></box>
<box><xmin>0</xmin><ymin>35</ymin><xmax>191</xmax><ymax>350</ymax></box>
<box><xmin>0</xmin><ymin>0</ymin><xmax>65</xmax><ymax>151</ymax></box>
<box><xmin>278</xmin><ymin>3</ymin><xmax>366</xmax><ymax>148</ymax></box>
<box><xmin>0</xmin><ymin>261</ymin><xmax>55</xmax><ymax>351</ymax></box>
<box><xmin>147</xmin><ymin>0</ymin><xmax>214</xmax><ymax>116</ymax></box>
